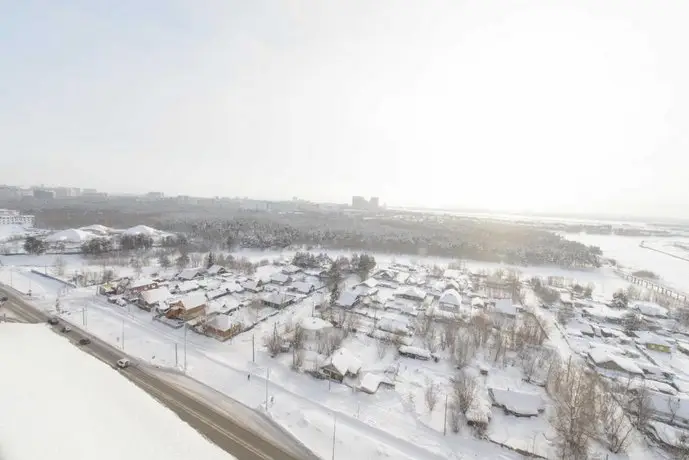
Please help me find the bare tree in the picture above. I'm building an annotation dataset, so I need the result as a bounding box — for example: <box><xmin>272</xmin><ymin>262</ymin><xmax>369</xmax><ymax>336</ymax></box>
<box><xmin>520</xmin><ymin>346</ymin><xmax>545</xmax><ymax>383</ymax></box>
<box><xmin>131</xmin><ymin>257</ymin><xmax>143</xmax><ymax>277</ymax></box>
<box><xmin>53</xmin><ymin>255</ymin><xmax>66</xmax><ymax>277</ymax></box>
<box><xmin>291</xmin><ymin>348</ymin><xmax>304</xmax><ymax>371</ymax></box>
<box><xmin>424</xmin><ymin>378</ymin><xmax>439</xmax><ymax>413</ymax></box>
<box><xmin>292</xmin><ymin>323</ymin><xmax>305</xmax><ymax>351</ymax></box>
<box><xmin>597</xmin><ymin>379</ymin><xmax>634</xmax><ymax>453</ymax></box>
<box><xmin>441</xmin><ymin>320</ymin><xmax>458</xmax><ymax>351</ymax></box>
<box><xmin>416</xmin><ymin>313</ymin><xmax>433</xmax><ymax>339</ymax></box>
<box><xmin>424</xmin><ymin>328</ymin><xmax>439</xmax><ymax>353</ymax></box>
<box><xmin>669</xmin><ymin>396</ymin><xmax>681</xmax><ymax>426</ymax></box>
<box><xmin>469</xmin><ymin>314</ymin><xmax>492</xmax><ymax>348</ymax></box>
<box><xmin>452</xmin><ymin>335</ymin><xmax>475</xmax><ymax>369</ymax></box>
<box><xmin>550</xmin><ymin>360</ymin><xmax>599</xmax><ymax>459</ymax></box>
<box><xmin>264</xmin><ymin>324</ymin><xmax>282</xmax><ymax>357</ymax></box>
<box><xmin>376</xmin><ymin>338</ymin><xmax>388</xmax><ymax>359</ymax></box>
<box><xmin>450</xmin><ymin>371</ymin><xmax>478</xmax><ymax>414</ymax></box>
<box><xmin>190</xmin><ymin>253</ymin><xmax>203</xmax><ymax>268</ymax></box>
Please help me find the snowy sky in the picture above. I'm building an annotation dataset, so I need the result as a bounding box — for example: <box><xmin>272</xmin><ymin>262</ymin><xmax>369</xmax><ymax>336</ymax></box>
<box><xmin>1</xmin><ymin>1</ymin><xmax>688</xmax><ymax>218</ymax></box>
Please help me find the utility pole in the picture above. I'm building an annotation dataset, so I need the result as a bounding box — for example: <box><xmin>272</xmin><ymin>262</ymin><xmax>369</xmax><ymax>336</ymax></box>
<box><xmin>443</xmin><ymin>393</ymin><xmax>448</xmax><ymax>435</ymax></box>
<box><xmin>331</xmin><ymin>414</ymin><xmax>337</xmax><ymax>460</ymax></box>
<box><xmin>121</xmin><ymin>319</ymin><xmax>125</xmax><ymax>350</ymax></box>
<box><xmin>265</xmin><ymin>368</ymin><xmax>270</xmax><ymax>410</ymax></box>
<box><xmin>252</xmin><ymin>333</ymin><xmax>255</xmax><ymax>363</ymax></box>
<box><xmin>183</xmin><ymin>325</ymin><xmax>188</xmax><ymax>372</ymax></box>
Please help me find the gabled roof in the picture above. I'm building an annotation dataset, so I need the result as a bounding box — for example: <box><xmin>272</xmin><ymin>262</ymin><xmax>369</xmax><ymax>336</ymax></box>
<box><xmin>174</xmin><ymin>280</ymin><xmax>199</xmax><ymax>293</ymax></box>
<box><xmin>494</xmin><ymin>298</ymin><xmax>517</xmax><ymax>317</ymax></box>
<box><xmin>129</xmin><ymin>277</ymin><xmax>156</xmax><ymax>289</ymax></box>
<box><xmin>633</xmin><ymin>301</ymin><xmax>668</xmax><ymax>318</ymax></box>
<box><xmin>172</xmin><ymin>292</ymin><xmax>207</xmax><ymax>310</ymax></box>
<box><xmin>178</xmin><ymin>268</ymin><xmax>202</xmax><ymax>280</ymax></box>
<box><xmin>394</xmin><ymin>286</ymin><xmax>426</xmax><ymax>301</ymax></box>
<box><xmin>360</xmin><ymin>277</ymin><xmax>378</xmax><ymax>288</ymax></box>
<box><xmin>336</xmin><ymin>291</ymin><xmax>359</xmax><ymax>307</ymax></box>
<box><xmin>140</xmin><ymin>287</ymin><xmax>172</xmax><ymax>305</ymax></box>
<box><xmin>328</xmin><ymin>348</ymin><xmax>362</xmax><ymax>376</ymax></box>
<box><xmin>269</xmin><ymin>272</ymin><xmax>290</xmax><ymax>284</ymax></box>
<box><xmin>489</xmin><ymin>388</ymin><xmax>544</xmax><ymax>416</ymax></box>
<box><xmin>208</xmin><ymin>314</ymin><xmax>234</xmax><ymax>331</ymax></box>
<box><xmin>439</xmin><ymin>288</ymin><xmax>462</xmax><ymax>306</ymax></box>
<box><xmin>290</xmin><ymin>281</ymin><xmax>314</xmax><ymax>294</ymax></box>
<box><xmin>207</xmin><ymin>264</ymin><xmax>226</xmax><ymax>275</ymax></box>
<box><xmin>282</xmin><ymin>265</ymin><xmax>301</xmax><ymax>274</ymax></box>
<box><xmin>262</xmin><ymin>291</ymin><xmax>294</xmax><ymax>306</ymax></box>
<box><xmin>242</xmin><ymin>280</ymin><xmax>262</xmax><ymax>292</ymax></box>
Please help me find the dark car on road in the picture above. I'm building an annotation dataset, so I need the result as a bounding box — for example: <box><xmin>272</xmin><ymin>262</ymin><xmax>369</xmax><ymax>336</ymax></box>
<box><xmin>48</xmin><ymin>317</ymin><xmax>59</xmax><ymax>325</ymax></box>
<box><xmin>61</xmin><ymin>326</ymin><xmax>72</xmax><ymax>333</ymax></box>
<box><xmin>0</xmin><ymin>295</ymin><xmax>8</xmax><ymax>303</ymax></box>
<box><xmin>78</xmin><ymin>338</ymin><xmax>91</xmax><ymax>345</ymax></box>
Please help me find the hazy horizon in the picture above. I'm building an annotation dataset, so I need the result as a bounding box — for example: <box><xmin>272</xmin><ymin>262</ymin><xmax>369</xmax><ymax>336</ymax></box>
<box><xmin>2</xmin><ymin>1</ymin><xmax>688</xmax><ymax>218</ymax></box>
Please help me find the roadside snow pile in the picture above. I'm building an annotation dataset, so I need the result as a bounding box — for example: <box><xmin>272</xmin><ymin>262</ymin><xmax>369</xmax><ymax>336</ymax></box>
<box><xmin>0</xmin><ymin>323</ymin><xmax>235</xmax><ymax>460</ymax></box>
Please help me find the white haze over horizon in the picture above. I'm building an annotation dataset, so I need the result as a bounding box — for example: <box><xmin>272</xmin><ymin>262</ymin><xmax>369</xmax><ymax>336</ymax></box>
<box><xmin>1</xmin><ymin>1</ymin><xmax>688</xmax><ymax>219</ymax></box>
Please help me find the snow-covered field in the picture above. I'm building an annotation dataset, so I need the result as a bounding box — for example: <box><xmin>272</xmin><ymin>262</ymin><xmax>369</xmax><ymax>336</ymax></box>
<box><xmin>0</xmin><ymin>322</ymin><xmax>235</xmax><ymax>460</ymax></box>
<box><xmin>563</xmin><ymin>233</ymin><xmax>689</xmax><ymax>293</ymax></box>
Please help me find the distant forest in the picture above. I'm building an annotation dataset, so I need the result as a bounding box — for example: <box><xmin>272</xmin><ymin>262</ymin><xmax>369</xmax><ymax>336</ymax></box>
<box><xmin>3</xmin><ymin>198</ymin><xmax>602</xmax><ymax>268</ymax></box>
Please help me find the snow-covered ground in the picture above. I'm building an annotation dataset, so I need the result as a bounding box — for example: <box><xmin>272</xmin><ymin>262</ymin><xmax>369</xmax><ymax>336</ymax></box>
<box><xmin>563</xmin><ymin>233</ymin><xmax>689</xmax><ymax>293</ymax></box>
<box><xmin>0</xmin><ymin>248</ymin><xmax>663</xmax><ymax>460</ymax></box>
<box><xmin>0</xmin><ymin>322</ymin><xmax>236</xmax><ymax>460</ymax></box>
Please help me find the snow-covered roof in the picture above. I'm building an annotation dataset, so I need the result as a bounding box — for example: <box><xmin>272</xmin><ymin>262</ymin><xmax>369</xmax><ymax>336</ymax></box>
<box><xmin>588</xmin><ymin>348</ymin><xmax>644</xmax><ymax>375</ymax></box>
<box><xmin>359</xmin><ymin>373</ymin><xmax>383</xmax><ymax>393</ymax></box>
<box><xmin>269</xmin><ymin>272</ymin><xmax>290</xmax><ymax>284</ymax></box>
<box><xmin>140</xmin><ymin>287</ymin><xmax>172</xmax><ymax>305</ymax></box>
<box><xmin>300</xmin><ymin>317</ymin><xmax>332</xmax><ymax>331</ymax></box>
<box><xmin>394</xmin><ymin>271</ymin><xmax>410</xmax><ymax>284</ymax></box>
<box><xmin>208</xmin><ymin>314</ymin><xmax>234</xmax><ymax>331</ymax></box>
<box><xmin>242</xmin><ymin>280</ymin><xmax>262</xmax><ymax>292</ymax></box>
<box><xmin>489</xmin><ymin>388</ymin><xmax>544</xmax><ymax>416</ymax></box>
<box><xmin>290</xmin><ymin>281</ymin><xmax>314</xmax><ymax>294</ymax></box>
<box><xmin>439</xmin><ymin>288</ymin><xmax>462</xmax><ymax>307</ymax></box>
<box><xmin>633</xmin><ymin>301</ymin><xmax>668</xmax><ymax>318</ymax></box>
<box><xmin>394</xmin><ymin>286</ymin><xmax>426</xmax><ymax>301</ymax></box>
<box><xmin>360</xmin><ymin>277</ymin><xmax>378</xmax><ymax>288</ymax></box>
<box><xmin>329</xmin><ymin>348</ymin><xmax>362</xmax><ymax>376</ymax></box>
<box><xmin>174</xmin><ymin>280</ymin><xmax>199</xmax><ymax>293</ymax></box>
<box><xmin>398</xmin><ymin>345</ymin><xmax>431</xmax><ymax>359</ymax></box>
<box><xmin>207</xmin><ymin>264</ymin><xmax>226</xmax><ymax>275</ymax></box>
<box><xmin>634</xmin><ymin>331</ymin><xmax>673</xmax><ymax>348</ymax></box>
<box><xmin>649</xmin><ymin>393</ymin><xmax>689</xmax><ymax>421</ymax></box>
<box><xmin>178</xmin><ymin>268</ymin><xmax>202</xmax><ymax>280</ymax></box>
<box><xmin>262</xmin><ymin>291</ymin><xmax>293</xmax><ymax>306</ymax></box>
<box><xmin>443</xmin><ymin>268</ymin><xmax>462</xmax><ymax>279</ymax></box>
<box><xmin>172</xmin><ymin>293</ymin><xmax>206</xmax><ymax>310</ymax></box>
<box><xmin>493</xmin><ymin>298</ymin><xmax>517</xmax><ymax>317</ymax></box>
<box><xmin>282</xmin><ymin>265</ymin><xmax>301</xmax><ymax>274</ymax></box>
<box><xmin>129</xmin><ymin>277</ymin><xmax>156</xmax><ymax>289</ymax></box>
<box><xmin>471</xmin><ymin>296</ymin><xmax>484</xmax><ymax>307</ymax></box>
<box><xmin>378</xmin><ymin>315</ymin><xmax>410</xmax><ymax>334</ymax></box>
<box><xmin>336</xmin><ymin>291</ymin><xmax>359</xmax><ymax>307</ymax></box>
<box><xmin>45</xmin><ymin>228</ymin><xmax>94</xmax><ymax>243</ymax></box>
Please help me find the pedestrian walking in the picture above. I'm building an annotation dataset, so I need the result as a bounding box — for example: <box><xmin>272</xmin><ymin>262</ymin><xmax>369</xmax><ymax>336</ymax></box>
<box><xmin>247</xmin><ymin>373</ymin><xmax>251</xmax><ymax>381</ymax></box>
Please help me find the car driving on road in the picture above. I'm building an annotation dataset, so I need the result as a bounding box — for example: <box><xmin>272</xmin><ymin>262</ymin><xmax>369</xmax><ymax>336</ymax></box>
<box><xmin>78</xmin><ymin>338</ymin><xmax>91</xmax><ymax>345</ymax></box>
<box><xmin>117</xmin><ymin>358</ymin><xmax>130</xmax><ymax>369</ymax></box>
<box><xmin>61</xmin><ymin>326</ymin><xmax>72</xmax><ymax>333</ymax></box>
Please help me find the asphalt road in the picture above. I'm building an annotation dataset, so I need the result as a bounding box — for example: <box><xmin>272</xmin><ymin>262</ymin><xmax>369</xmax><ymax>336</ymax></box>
<box><xmin>0</xmin><ymin>286</ymin><xmax>319</xmax><ymax>460</ymax></box>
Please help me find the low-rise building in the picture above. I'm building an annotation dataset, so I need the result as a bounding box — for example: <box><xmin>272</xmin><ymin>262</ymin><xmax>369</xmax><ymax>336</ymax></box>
<box><xmin>166</xmin><ymin>293</ymin><xmax>207</xmax><ymax>320</ymax></box>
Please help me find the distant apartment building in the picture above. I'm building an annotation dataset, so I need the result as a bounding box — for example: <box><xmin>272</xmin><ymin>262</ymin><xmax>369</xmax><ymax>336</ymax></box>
<box><xmin>145</xmin><ymin>191</ymin><xmax>165</xmax><ymax>199</ymax></box>
<box><xmin>33</xmin><ymin>189</ymin><xmax>55</xmax><ymax>200</ymax></box>
<box><xmin>52</xmin><ymin>187</ymin><xmax>81</xmax><ymax>198</ymax></box>
<box><xmin>351</xmin><ymin>196</ymin><xmax>381</xmax><ymax>210</ymax></box>
<box><xmin>0</xmin><ymin>209</ymin><xmax>35</xmax><ymax>227</ymax></box>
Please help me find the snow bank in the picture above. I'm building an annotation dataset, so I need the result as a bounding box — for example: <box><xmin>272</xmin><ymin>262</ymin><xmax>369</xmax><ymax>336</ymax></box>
<box><xmin>0</xmin><ymin>323</ymin><xmax>235</xmax><ymax>460</ymax></box>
